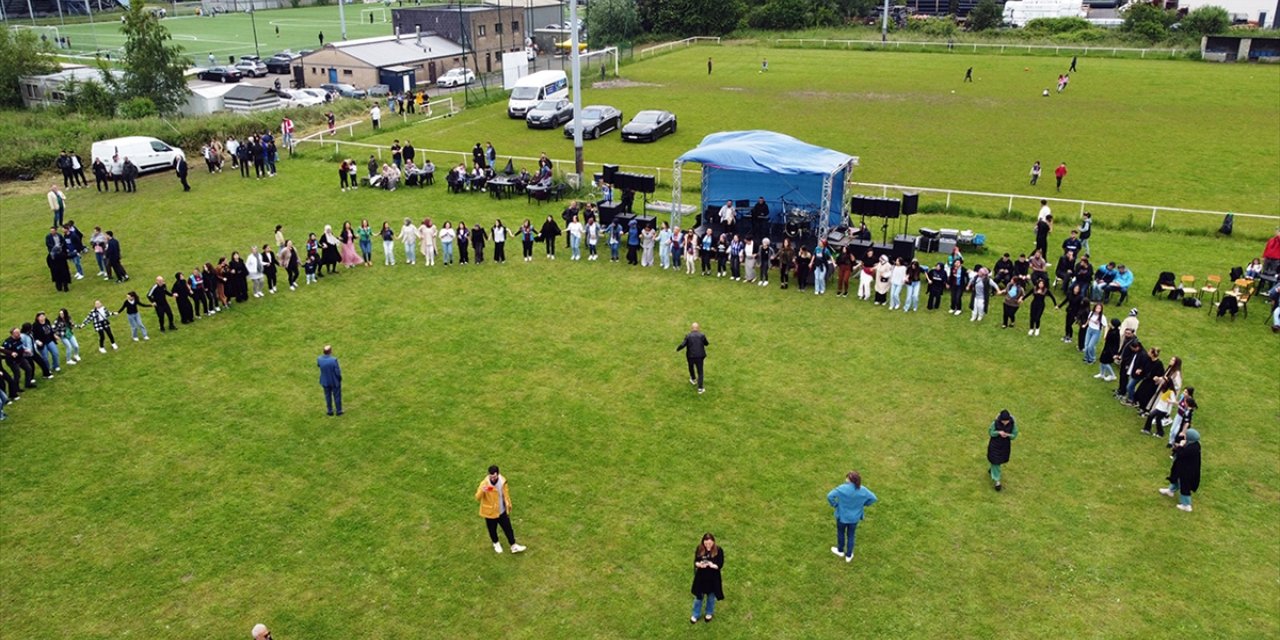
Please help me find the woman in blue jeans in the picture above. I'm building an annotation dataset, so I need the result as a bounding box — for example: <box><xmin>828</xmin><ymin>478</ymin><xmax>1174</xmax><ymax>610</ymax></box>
<box><xmin>1081</xmin><ymin>302</ymin><xmax>1106</xmax><ymax>364</ymax></box>
<box><xmin>690</xmin><ymin>533</ymin><xmax>724</xmax><ymax>624</ymax></box>
<box><xmin>827</xmin><ymin>470</ymin><xmax>878</xmax><ymax>562</ymax></box>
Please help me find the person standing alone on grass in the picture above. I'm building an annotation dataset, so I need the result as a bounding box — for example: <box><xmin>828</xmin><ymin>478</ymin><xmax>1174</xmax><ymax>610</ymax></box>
<box><xmin>48</xmin><ymin>184</ymin><xmax>66</xmax><ymax>228</ymax></box>
<box><xmin>1030</xmin><ymin>161</ymin><xmax>1041</xmax><ymax>186</ymax></box>
<box><xmin>371</xmin><ymin>104</ymin><xmax>381</xmax><ymax>130</ymax></box>
<box><xmin>317</xmin><ymin>344</ymin><xmax>342</xmax><ymax>416</ymax></box>
<box><xmin>690</xmin><ymin>533</ymin><xmax>725</xmax><ymax>624</ymax></box>
<box><xmin>987</xmin><ymin>410</ymin><xmax>1018</xmax><ymax>491</ymax></box>
<box><xmin>707</xmin><ymin>57</ymin><xmax>712</xmax><ymax>75</ymax></box>
<box><xmin>1055</xmin><ymin>162</ymin><xmax>1067</xmax><ymax>191</ymax></box>
<box><xmin>476</xmin><ymin>465</ymin><xmax>526</xmax><ymax>554</ymax></box>
<box><xmin>318</xmin><ymin>31</ymin><xmax>324</xmax><ymax>46</ymax></box>
<box><xmin>676</xmin><ymin>322</ymin><xmax>709</xmax><ymax>394</ymax></box>
<box><xmin>827</xmin><ymin>470</ymin><xmax>877</xmax><ymax>563</ymax></box>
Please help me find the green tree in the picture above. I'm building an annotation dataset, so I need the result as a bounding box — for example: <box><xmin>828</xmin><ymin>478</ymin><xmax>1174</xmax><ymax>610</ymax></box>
<box><xmin>109</xmin><ymin>0</ymin><xmax>190</xmax><ymax>114</ymax></box>
<box><xmin>586</xmin><ymin>0</ymin><xmax>642</xmax><ymax>47</ymax></box>
<box><xmin>1180</xmin><ymin>5</ymin><xmax>1230</xmax><ymax>37</ymax></box>
<box><xmin>966</xmin><ymin>0</ymin><xmax>1003</xmax><ymax>31</ymax></box>
<box><xmin>1122</xmin><ymin>2</ymin><xmax>1173</xmax><ymax>42</ymax></box>
<box><xmin>0</xmin><ymin>29</ymin><xmax>59</xmax><ymax>109</ymax></box>
<box><xmin>62</xmin><ymin>78</ymin><xmax>118</xmax><ymax>117</ymax></box>
<box><xmin>637</xmin><ymin>0</ymin><xmax>743</xmax><ymax>37</ymax></box>
<box><xmin>748</xmin><ymin>0</ymin><xmax>812</xmax><ymax>29</ymax></box>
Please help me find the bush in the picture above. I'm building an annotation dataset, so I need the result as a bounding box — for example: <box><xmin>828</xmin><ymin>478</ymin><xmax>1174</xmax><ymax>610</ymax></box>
<box><xmin>748</xmin><ymin>0</ymin><xmax>812</xmax><ymax>30</ymax></box>
<box><xmin>1180</xmin><ymin>5</ymin><xmax>1230</xmax><ymax>37</ymax></box>
<box><xmin>966</xmin><ymin>0</ymin><xmax>1003</xmax><ymax>32</ymax></box>
<box><xmin>1023</xmin><ymin>17</ymin><xmax>1094</xmax><ymax>34</ymax></box>
<box><xmin>908</xmin><ymin>16</ymin><xmax>959</xmax><ymax>38</ymax></box>
<box><xmin>1122</xmin><ymin>3</ymin><xmax>1175</xmax><ymax>43</ymax></box>
<box><xmin>118</xmin><ymin>96</ymin><xmax>158</xmax><ymax>119</ymax></box>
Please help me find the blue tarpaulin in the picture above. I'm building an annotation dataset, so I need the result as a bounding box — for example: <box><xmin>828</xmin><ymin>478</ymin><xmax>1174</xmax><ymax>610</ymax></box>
<box><xmin>676</xmin><ymin>131</ymin><xmax>857</xmax><ymax>226</ymax></box>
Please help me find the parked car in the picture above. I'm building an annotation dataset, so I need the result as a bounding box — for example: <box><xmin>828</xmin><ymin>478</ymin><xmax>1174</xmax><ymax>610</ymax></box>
<box><xmin>265</xmin><ymin>52</ymin><xmax>297</xmax><ymax>74</ymax></box>
<box><xmin>525</xmin><ymin>98</ymin><xmax>574</xmax><ymax>129</ymax></box>
<box><xmin>563</xmin><ymin>104</ymin><xmax>622</xmax><ymax>139</ymax></box>
<box><xmin>297</xmin><ymin>88</ymin><xmax>329</xmax><ymax>102</ymax></box>
<box><xmin>90</xmin><ymin>136</ymin><xmax>185</xmax><ymax>174</ymax></box>
<box><xmin>320</xmin><ymin>82</ymin><xmax>367</xmax><ymax>99</ymax></box>
<box><xmin>234</xmin><ymin>59</ymin><xmax>268</xmax><ymax>78</ymax></box>
<box><xmin>198</xmin><ymin>66</ymin><xmax>242</xmax><ymax>83</ymax></box>
<box><xmin>368</xmin><ymin>84</ymin><xmax>391</xmax><ymax>98</ymax></box>
<box><xmin>278</xmin><ymin>88</ymin><xmax>324</xmax><ymax>108</ymax></box>
<box><xmin>621</xmin><ymin>110</ymin><xmax>677</xmax><ymax>142</ymax></box>
<box><xmin>436</xmin><ymin>68</ymin><xmax>475</xmax><ymax>88</ymax></box>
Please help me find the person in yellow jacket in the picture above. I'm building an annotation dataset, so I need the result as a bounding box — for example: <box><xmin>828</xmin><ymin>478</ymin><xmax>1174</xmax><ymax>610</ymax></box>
<box><xmin>476</xmin><ymin>465</ymin><xmax>526</xmax><ymax>554</ymax></box>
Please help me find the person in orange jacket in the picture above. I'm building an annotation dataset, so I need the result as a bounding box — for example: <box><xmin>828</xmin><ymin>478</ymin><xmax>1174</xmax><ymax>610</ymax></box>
<box><xmin>476</xmin><ymin>464</ymin><xmax>526</xmax><ymax>554</ymax></box>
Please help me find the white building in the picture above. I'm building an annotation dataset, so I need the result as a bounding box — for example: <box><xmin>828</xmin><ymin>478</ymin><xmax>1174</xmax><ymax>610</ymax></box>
<box><xmin>1003</xmin><ymin>0</ymin><xmax>1087</xmax><ymax>26</ymax></box>
<box><xmin>18</xmin><ymin>65</ymin><xmax>120</xmax><ymax>109</ymax></box>
<box><xmin>1179</xmin><ymin>0</ymin><xmax>1277</xmax><ymax>26</ymax></box>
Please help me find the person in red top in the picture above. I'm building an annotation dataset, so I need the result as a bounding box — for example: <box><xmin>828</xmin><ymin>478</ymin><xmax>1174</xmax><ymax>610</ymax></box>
<box><xmin>1054</xmin><ymin>162</ymin><xmax>1068</xmax><ymax>191</ymax></box>
<box><xmin>1263</xmin><ymin>228</ymin><xmax>1280</xmax><ymax>277</ymax></box>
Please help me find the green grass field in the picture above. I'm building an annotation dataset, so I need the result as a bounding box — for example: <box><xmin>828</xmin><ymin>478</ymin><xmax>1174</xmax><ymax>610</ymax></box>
<box><xmin>39</xmin><ymin>4</ymin><xmax>394</xmax><ymax>60</ymax></box>
<box><xmin>1</xmin><ymin>45</ymin><xmax>1278</xmax><ymax>639</ymax></box>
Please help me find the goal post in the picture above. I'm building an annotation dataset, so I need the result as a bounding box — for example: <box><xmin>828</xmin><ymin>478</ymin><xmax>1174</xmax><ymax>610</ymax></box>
<box><xmin>580</xmin><ymin>46</ymin><xmax>620</xmax><ymax>80</ymax></box>
<box><xmin>10</xmin><ymin>25</ymin><xmax>65</xmax><ymax>49</ymax></box>
<box><xmin>358</xmin><ymin>7</ymin><xmax>388</xmax><ymax>24</ymax></box>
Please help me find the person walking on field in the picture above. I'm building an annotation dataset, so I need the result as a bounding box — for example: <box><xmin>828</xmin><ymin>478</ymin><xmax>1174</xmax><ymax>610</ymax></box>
<box><xmin>317</xmin><ymin>344</ymin><xmax>342</xmax><ymax>416</ymax></box>
<box><xmin>1029</xmin><ymin>161</ymin><xmax>1041</xmax><ymax>186</ymax></box>
<box><xmin>676</xmin><ymin>322</ymin><xmax>709</xmax><ymax>394</ymax></box>
<box><xmin>1054</xmin><ymin>162</ymin><xmax>1067</xmax><ymax>191</ymax></box>
<box><xmin>476</xmin><ymin>465</ymin><xmax>526</xmax><ymax>554</ymax></box>
<box><xmin>964</xmin><ymin>67</ymin><xmax>973</xmax><ymax>82</ymax></box>
<box><xmin>1160</xmin><ymin>429</ymin><xmax>1201</xmax><ymax>512</ymax></box>
<box><xmin>827</xmin><ymin>470</ymin><xmax>878</xmax><ymax>563</ymax></box>
<box><xmin>987</xmin><ymin>410</ymin><xmax>1018</xmax><ymax>491</ymax></box>
<box><xmin>1069</xmin><ymin>56</ymin><xmax>1077</xmax><ymax>72</ymax></box>
<box><xmin>690</xmin><ymin>533</ymin><xmax>725</xmax><ymax>624</ymax></box>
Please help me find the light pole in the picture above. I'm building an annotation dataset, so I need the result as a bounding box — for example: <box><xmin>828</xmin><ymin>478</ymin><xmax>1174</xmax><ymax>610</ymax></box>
<box><xmin>248</xmin><ymin>7</ymin><xmax>260</xmax><ymax>58</ymax></box>
<box><xmin>569</xmin><ymin>0</ymin><xmax>582</xmax><ymax>180</ymax></box>
<box><xmin>881</xmin><ymin>0</ymin><xmax>890</xmax><ymax>43</ymax></box>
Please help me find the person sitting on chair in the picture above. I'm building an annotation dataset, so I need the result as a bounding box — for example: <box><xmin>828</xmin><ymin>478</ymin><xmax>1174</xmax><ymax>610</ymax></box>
<box><xmin>1105</xmin><ymin>264</ymin><xmax>1134</xmax><ymax>304</ymax></box>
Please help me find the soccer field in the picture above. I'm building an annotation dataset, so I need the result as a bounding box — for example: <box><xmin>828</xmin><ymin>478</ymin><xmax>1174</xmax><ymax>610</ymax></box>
<box><xmin>1</xmin><ymin>46</ymin><xmax>1278</xmax><ymax>639</ymax></box>
<box><xmin>47</xmin><ymin>4</ymin><xmax>393</xmax><ymax>60</ymax></box>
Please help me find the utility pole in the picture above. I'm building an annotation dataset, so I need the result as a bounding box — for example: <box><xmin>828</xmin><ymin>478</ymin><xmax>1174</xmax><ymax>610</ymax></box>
<box><xmin>337</xmin><ymin>0</ymin><xmax>347</xmax><ymax>41</ymax></box>
<box><xmin>881</xmin><ymin>0</ymin><xmax>889</xmax><ymax>43</ymax></box>
<box><xmin>248</xmin><ymin>7</ymin><xmax>260</xmax><ymax>58</ymax></box>
<box><xmin>569</xmin><ymin>0</ymin><xmax>582</xmax><ymax>179</ymax></box>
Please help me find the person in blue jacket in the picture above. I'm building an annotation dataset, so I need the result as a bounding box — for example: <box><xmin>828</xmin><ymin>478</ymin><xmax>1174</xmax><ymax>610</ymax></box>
<box><xmin>317</xmin><ymin>344</ymin><xmax>343</xmax><ymax>416</ymax></box>
<box><xmin>826</xmin><ymin>470</ymin><xmax>878</xmax><ymax>563</ymax></box>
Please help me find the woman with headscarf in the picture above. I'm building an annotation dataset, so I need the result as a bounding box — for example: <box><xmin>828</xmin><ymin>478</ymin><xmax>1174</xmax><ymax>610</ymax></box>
<box><xmin>926</xmin><ymin>261</ymin><xmax>948</xmax><ymax>311</ymax></box>
<box><xmin>172</xmin><ymin>272</ymin><xmax>195</xmax><ymax>324</ymax></box>
<box><xmin>873</xmin><ymin>255</ymin><xmax>892</xmax><ymax>305</ymax></box>
<box><xmin>227</xmin><ymin>251</ymin><xmax>249</xmax><ymax>303</ymax></box>
<box><xmin>1131</xmin><ymin>347</ymin><xmax>1165</xmax><ymax>413</ymax></box>
<box><xmin>969</xmin><ymin>267</ymin><xmax>996</xmax><ymax>322</ymax></box>
<box><xmin>987</xmin><ymin>410</ymin><xmax>1018</xmax><ymax>491</ymax></box>
<box><xmin>641</xmin><ymin>224</ymin><xmax>657</xmax><ymax>267</ymax></box>
<box><xmin>948</xmin><ymin>259</ymin><xmax>968</xmax><ymax>315</ymax></box>
<box><xmin>320</xmin><ymin>225</ymin><xmax>341</xmax><ymax>274</ymax></box>
<box><xmin>1160</xmin><ymin>428</ymin><xmax>1200</xmax><ymax>512</ymax></box>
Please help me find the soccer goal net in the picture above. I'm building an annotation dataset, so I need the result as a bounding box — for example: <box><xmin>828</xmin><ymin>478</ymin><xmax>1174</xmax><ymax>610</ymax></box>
<box><xmin>359</xmin><ymin>7</ymin><xmax>388</xmax><ymax>24</ymax></box>
<box><xmin>580</xmin><ymin>46</ymin><xmax>620</xmax><ymax>80</ymax></box>
<box><xmin>10</xmin><ymin>25</ymin><xmax>67</xmax><ymax>50</ymax></box>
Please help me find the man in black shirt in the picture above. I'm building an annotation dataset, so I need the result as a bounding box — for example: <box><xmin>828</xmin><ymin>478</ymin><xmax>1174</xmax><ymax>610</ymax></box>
<box><xmin>676</xmin><ymin>322</ymin><xmax>710</xmax><ymax>394</ymax></box>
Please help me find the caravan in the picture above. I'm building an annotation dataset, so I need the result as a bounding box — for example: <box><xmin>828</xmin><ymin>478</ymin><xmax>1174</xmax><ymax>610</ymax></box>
<box><xmin>507</xmin><ymin>70</ymin><xmax>568</xmax><ymax>119</ymax></box>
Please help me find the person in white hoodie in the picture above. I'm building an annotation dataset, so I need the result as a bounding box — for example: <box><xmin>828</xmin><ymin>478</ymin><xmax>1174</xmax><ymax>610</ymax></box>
<box><xmin>418</xmin><ymin>218</ymin><xmax>437</xmax><ymax>266</ymax></box>
<box><xmin>888</xmin><ymin>257</ymin><xmax>908</xmax><ymax>310</ymax></box>
<box><xmin>246</xmin><ymin>246</ymin><xmax>265</xmax><ymax>298</ymax></box>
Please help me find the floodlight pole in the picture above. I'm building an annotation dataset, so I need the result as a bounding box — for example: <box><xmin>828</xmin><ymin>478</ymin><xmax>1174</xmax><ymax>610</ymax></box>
<box><xmin>248</xmin><ymin>8</ymin><xmax>260</xmax><ymax>58</ymax></box>
<box><xmin>881</xmin><ymin>0</ymin><xmax>889</xmax><ymax>42</ymax></box>
<box><xmin>337</xmin><ymin>0</ymin><xmax>348</xmax><ymax>41</ymax></box>
<box><xmin>569</xmin><ymin>0</ymin><xmax>582</xmax><ymax>179</ymax></box>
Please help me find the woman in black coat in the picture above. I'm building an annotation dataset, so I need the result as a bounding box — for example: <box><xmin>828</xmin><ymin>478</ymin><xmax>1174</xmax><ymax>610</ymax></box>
<box><xmin>1132</xmin><ymin>348</ymin><xmax>1165</xmax><ymax>414</ymax></box>
<box><xmin>172</xmin><ymin>272</ymin><xmax>195</xmax><ymax>324</ymax></box>
<box><xmin>227</xmin><ymin>252</ymin><xmax>249</xmax><ymax>303</ymax></box>
<box><xmin>538</xmin><ymin>215</ymin><xmax>561</xmax><ymax>259</ymax></box>
<box><xmin>690</xmin><ymin>533</ymin><xmax>724</xmax><ymax>624</ymax></box>
<box><xmin>1161</xmin><ymin>428</ymin><xmax>1200</xmax><ymax>512</ymax></box>
<box><xmin>987</xmin><ymin>410</ymin><xmax>1018</xmax><ymax>491</ymax></box>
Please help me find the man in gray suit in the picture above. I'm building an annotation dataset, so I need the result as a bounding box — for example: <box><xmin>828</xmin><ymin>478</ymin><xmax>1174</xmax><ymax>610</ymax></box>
<box><xmin>676</xmin><ymin>322</ymin><xmax>709</xmax><ymax>394</ymax></box>
<box><xmin>317</xmin><ymin>344</ymin><xmax>343</xmax><ymax>416</ymax></box>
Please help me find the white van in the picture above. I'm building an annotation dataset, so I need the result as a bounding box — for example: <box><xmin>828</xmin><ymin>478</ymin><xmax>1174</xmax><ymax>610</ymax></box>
<box><xmin>90</xmin><ymin>136</ymin><xmax>185</xmax><ymax>173</ymax></box>
<box><xmin>507</xmin><ymin>70</ymin><xmax>568</xmax><ymax>119</ymax></box>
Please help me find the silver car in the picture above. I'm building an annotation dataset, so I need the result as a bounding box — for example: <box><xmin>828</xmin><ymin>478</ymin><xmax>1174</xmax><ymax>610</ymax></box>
<box><xmin>525</xmin><ymin>98</ymin><xmax>574</xmax><ymax>129</ymax></box>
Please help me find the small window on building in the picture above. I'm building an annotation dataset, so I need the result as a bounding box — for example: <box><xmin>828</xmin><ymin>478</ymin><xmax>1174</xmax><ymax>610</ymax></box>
<box><xmin>343</xmin><ymin>69</ymin><xmax>353</xmax><ymax>76</ymax></box>
<box><xmin>495</xmin><ymin>22</ymin><xmax>503</xmax><ymax>34</ymax></box>
<box><xmin>512</xmin><ymin>21</ymin><xmax>519</xmax><ymax>33</ymax></box>
<box><xmin>478</xmin><ymin>25</ymin><xmax>486</xmax><ymax>36</ymax></box>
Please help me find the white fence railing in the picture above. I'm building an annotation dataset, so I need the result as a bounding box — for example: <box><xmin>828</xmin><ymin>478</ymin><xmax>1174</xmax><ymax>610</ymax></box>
<box><xmin>775</xmin><ymin>38</ymin><xmax>1189</xmax><ymax>59</ymax></box>
<box><xmin>846</xmin><ymin>181</ymin><xmax>1279</xmax><ymax>229</ymax></box>
<box><xmin>291</xmin><ymin>137</ymin><xmax>1275</xmax><ymax>231</ymax></box>
<box><xmin>293</xmin><ymin>97</ymin><xmax>459</xmax><ymax>146</ymax></box>
<box><xmin>639</xmin><ymin>36</ymin><xmax>722</xmax><ymax>59</ymax></box>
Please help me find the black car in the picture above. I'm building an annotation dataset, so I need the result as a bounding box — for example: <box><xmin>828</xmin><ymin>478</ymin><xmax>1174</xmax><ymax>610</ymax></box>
<box><xmin>265</xmin><ymin>53</ymin><xmax>297</xmax><ymax>74</ymax></box>
<box><xmin>525</xmin><ymin>98</ymin><xmax>574</xmax><ymax>129</ymax></box>
<box><xmin>621</xmin><ymin>110</ymin><xmax>677</xmax><ymax>143</ymax></box>
<box><xmin>563</xmin><ymin>104</ymin><xmax>622</xmax><ymax>140</ymax></box>
<box><xmin>198</xmin><ymin>66</ymin><xmax>242</xmax><ymax>83</ymax></box>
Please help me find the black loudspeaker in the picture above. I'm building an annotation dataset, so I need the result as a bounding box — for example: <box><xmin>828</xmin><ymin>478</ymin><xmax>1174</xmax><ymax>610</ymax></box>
<box><xmin>614</xmin><ymin>213</ymin><xmax>636</xmax><ymax>230</ymax></box>
<box><xmin>602</xmin><ymin>164</ymin><xmax>618</xmax><ymax>183</ymax></box>
<box><xmin>851</xmin><ymin>195</ymin><xmax>872</xmax><ymax>216</ymax></box>
<box><xmin>635</xmin><ymin>215</ymin><xmax>657</xmax><ymax>229</ymax></box>
<box><xmin>880</xmin><ymin>198</ymin><xmax>901</xmax><ymax>219</ymax></box>
<box><xmin>849</xmin><ymin>239</ymin><xmax>874</xmax><ymax>260</ymax></box>
<box><xmin>598</xmin><ymin>202</ymin><xmax>623</xmax><ymax>225</ymax></box>
<box><xmin>902</xmin><ymin>192</ymin><xmax>918</xmax><ymax>216</ymax></box>
<box><xmin>893</xmin><ymin>235</ymin><xmax>917</xmax><ymax>263</ymax></box>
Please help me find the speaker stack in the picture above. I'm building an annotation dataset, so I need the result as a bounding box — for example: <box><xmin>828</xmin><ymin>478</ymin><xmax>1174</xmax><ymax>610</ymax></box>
<box><xmin>602</xmin><ymin>164</ymin><xmax>618</xmax><ymax>184</ymax></box>
<box><xmin>851</xmin><ymin>195</ymin><xmax>901</xmax><ymax>219</ymax></box>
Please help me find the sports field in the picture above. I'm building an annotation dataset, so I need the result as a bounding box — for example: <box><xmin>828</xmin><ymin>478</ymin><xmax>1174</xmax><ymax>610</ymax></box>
<box><xmin>1</xmin><ymin>45</ymin><xmax>1278</xmax><ymax>639</ymax></box>
<box><xmin>33</xmin><ymin>4</ymin><xmax>394</xmax><ymax>60</ymax></box>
